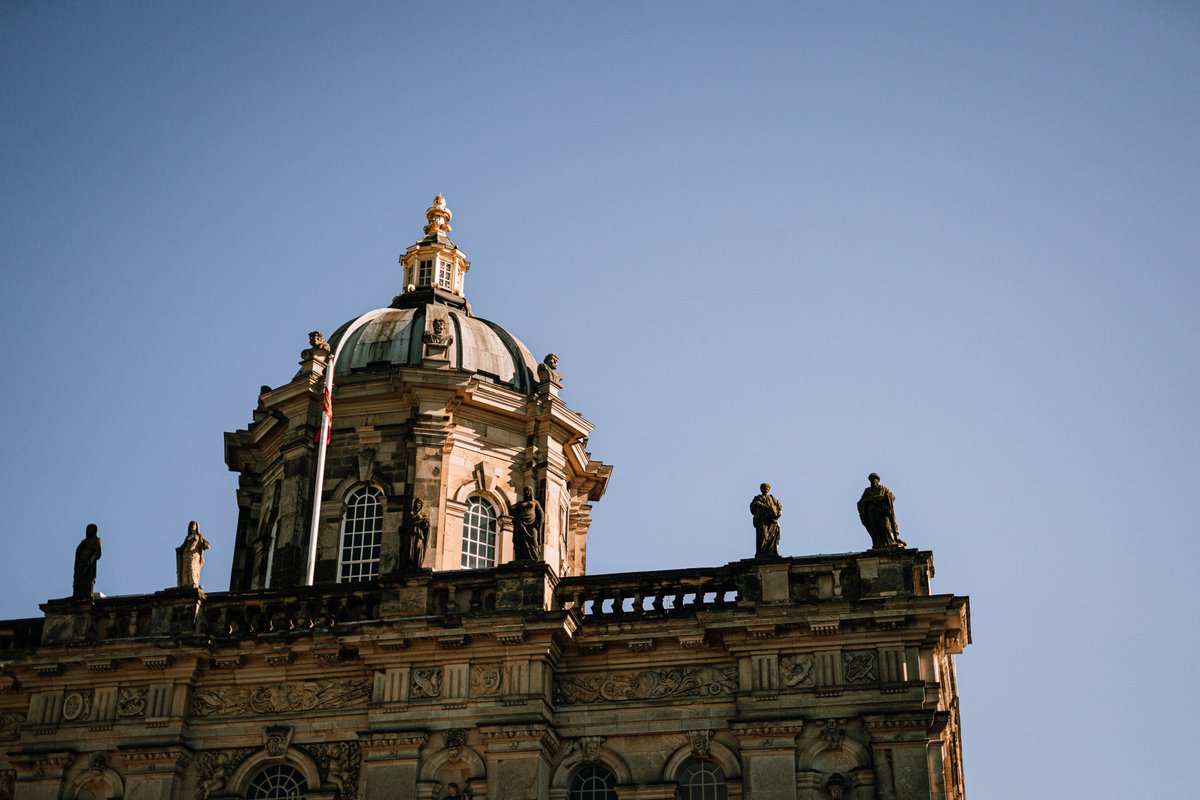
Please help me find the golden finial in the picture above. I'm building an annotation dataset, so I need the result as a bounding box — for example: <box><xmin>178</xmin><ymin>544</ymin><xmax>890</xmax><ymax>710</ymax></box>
<box><xmin>423</xmin><ymin>194</ymin><xmax>452</xmax><ymax>236</ymax></box>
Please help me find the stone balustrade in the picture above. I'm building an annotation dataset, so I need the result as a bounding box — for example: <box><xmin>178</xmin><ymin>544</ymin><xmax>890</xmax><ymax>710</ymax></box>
<box><xmin>31</xmin><ymin>550</ymin><xmax>933</xmax><ymax>645</ymax></box>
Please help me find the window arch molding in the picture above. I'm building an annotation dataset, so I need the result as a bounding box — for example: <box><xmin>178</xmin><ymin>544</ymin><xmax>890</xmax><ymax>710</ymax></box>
<box><xmin>336</xmin><ymin>483</ymin><xmax>387</xmax><ymax>583</ymax></box>
<box><xmin>450</xmin><ymin>480</ymin><xmax>513</xmax><ymax>516</ymax></box>
<box><xmin>548</xmin><ymin>741</ymin><xmax>632</xmax><ymax>798</ymax></box>
<box><xmin>65</xmin><ymin>754</ymin><xmax>124</xmax><ymax>800</ymax></box>
<box><xmin>416</xmin><ymin>743</ymin><xmax>486</xmax><ymax>785</ymax></box>
<box><xmin>227</xmin><ymin>748</ymin><xmax>321</xmax><ymax>799</ymax></box>
<box><xmin>660</xmin><ymin>739</ymin><xmax>741</xmax><ymax>783</ymax></box>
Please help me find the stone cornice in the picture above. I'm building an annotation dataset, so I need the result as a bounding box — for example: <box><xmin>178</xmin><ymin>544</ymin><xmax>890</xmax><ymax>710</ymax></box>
<box><xmin>478</xmin><ymin>723</ymin><xmax>559</xmax><ymax>754</ymax></box>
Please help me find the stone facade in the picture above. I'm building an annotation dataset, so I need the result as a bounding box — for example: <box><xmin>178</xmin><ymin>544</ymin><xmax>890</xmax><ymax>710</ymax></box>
<box><xmin>0</xmin><ymin>199</ymin><xmax>970</xmax><ymax>800</ymax></box>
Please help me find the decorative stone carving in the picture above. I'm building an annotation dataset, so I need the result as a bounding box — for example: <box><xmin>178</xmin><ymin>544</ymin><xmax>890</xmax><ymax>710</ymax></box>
<box><xmin>442</xmin><ymin>728</ymin><xmax>467</xmax><ymax>760</ymax></box>
<box><xmin>554</xmin><ymin>665</ymin><xmax>737</xmax><ymax>705</ymax></box>
<box><xmin>264</xmin><ymin>725</ymin><xmax>294</xmax><ymax>757</ymax></box>
<box><xmin>422</xmin><ymin>318</ymin><xmax>454</xmax><ymax>349</ymax></box>
<box><xmin>190</xmin><ymin>680</ymin><xmax>372</xmax><ymax>717</ymax></box>
<box><xmin>858</xmin><ymin>473</ymin><xmax>906</xmax><ymax>548</ymax></box>
<box><xmin>843</xmin><ymin>651</ymin><xmax>878</xmax><ymax>684</ymax></box>
<box><xmin>411</xmin><ymin>668</ymin><xmax>443</xmax><ymax>699</ymax></box>
<box><xmin>195</xmin><ymin>748</ymin><xmax>255</xmax><ymax>800</ymax></box>
<box><xmin>688</xmin><ymin>729</ymin><xmax>712</xmax><ymax>757</ymax></box>
<box><xmin>176</xmin><ymin>520</ymin><xmax>210</xmax><ymax>589</ymax></box>
<box><xmin>0</xmin><ymin>712</ymin><xmax>23</xmax><ymax>738</ymax></box>
<box><xmin>307</xmin><ymin>741</ymin><xmax>362</xmax><ymax>800</ymax></box>
<box><xmin>819</xmin><ymin>718</ymin><xmax>848</xmax><ymax>750</ymax></box>
<box><xmin>0</xmin><ymin>769</ymin><xmax>14</xmax><ymax>800</ymax></box>
<box><xmin>512</xmin><ymin>487</ymin><xmax>544</xmax><ymax>562</ymax></box>
<box><xmin>470</xmin><ymin>666</ymin><xmax>501</xmax><ymax>696</ymax></box>
<box><xmin>781</xmin><ymin>654</ymin><xmax>816</xmax><ymax>687</ymax></box>
<box><xmin>578</xmin><ymin>735</ymin><xmax>606</xmax><ymax>761</ymax></box>
<box><xmin>117</xmin><ymin>688</ymin><xmax>148</xmax><ymax>717</ymax></box>
<box><xmin>537</xmin><ymin>353</ymin><xmax>562</xmax><ymax>385</ymax></box>
<box><xmin>62</xmin><ymin>690</ymin><xmax>93</xmax><ymax>721</ymax></box>
<box><xmin>73</xmin><ymin>523</ymin><xmax>103</xmax><ymax>599</ymax></box>
<box><xmin>302</xmin><ymin>330</ymin><xmax>331</xmax><ymax>360</ymax></box>
<box><xmin>750</xmin><ymin>484</ymin><xmax>782</xmax><ymax>558</ymax></box>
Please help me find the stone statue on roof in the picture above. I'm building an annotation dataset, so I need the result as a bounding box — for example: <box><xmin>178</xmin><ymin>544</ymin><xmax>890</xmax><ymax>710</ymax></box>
<box><xmin>176</xmin><ymin>520</ymin><xmax>210</xmax><ymax>589</ymax></box>
<box><xmin>858</xmin><ymin>473</ymin><xmax>906</xmax><ymax>549</ymax></box>
<box><xmin>72</xmin><ymin>523</ymin><xmax>102</xmax><ymax>600</ymax></box>
<box><xmin>751</xmin><ymin>484</ymin><xmax>782</xmax><ymax>558</ymax></box>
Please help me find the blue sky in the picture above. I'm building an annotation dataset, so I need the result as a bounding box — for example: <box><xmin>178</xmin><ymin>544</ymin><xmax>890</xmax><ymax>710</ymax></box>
<box><xmin>2</xmin><ymin>2</ymin><xmax>1198</xmax><ymax>796</ymax></box>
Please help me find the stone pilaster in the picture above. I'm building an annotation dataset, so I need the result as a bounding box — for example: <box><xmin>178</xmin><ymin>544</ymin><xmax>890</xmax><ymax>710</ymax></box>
<box><xmin>119</xmin><ymin>747</ymin><xmax>190</xmax><ymax>800</ymax></box>
<box><xmin>731</xmin><ymin>721</ymin><xmax>803</xmax><ymax>800</ymax></box>
<box><xmin>480</xmin><ymin>724</ymin><xmax>559</xmax><ymax>800</ymax></box>
<box><xmin>863</xmin><ymin>712</ymin><xmax>947</xmax><ymax>800</ymax></box>
<box><xmin>362</xmin><ymin>732</ymin><xmax>427</xmax><ymax>800</ymax></box>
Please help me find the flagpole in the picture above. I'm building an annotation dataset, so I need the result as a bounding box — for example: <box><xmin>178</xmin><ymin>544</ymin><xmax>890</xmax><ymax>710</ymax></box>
<box><xmin>304</xmin><ymin>310</ymin><xmax>383</xmax><ymax>586</ymax></box>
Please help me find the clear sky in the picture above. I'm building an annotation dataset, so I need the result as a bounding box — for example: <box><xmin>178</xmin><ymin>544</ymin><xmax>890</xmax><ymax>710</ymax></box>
<box><xmin>2</xmin><ymin>2</ymin><xmax>1197</xmax><ymax>796</ymax></box>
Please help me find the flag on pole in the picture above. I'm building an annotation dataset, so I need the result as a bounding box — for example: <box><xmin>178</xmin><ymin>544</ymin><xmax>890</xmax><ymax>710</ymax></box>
<box><xmin>319</xmin><ymin>383</ymin><xmax>332</xmax><ymax>444</ymax></box>
<box><xmin>317</xmin><ymin>356</ymin><xmax>334</xmax><ymax>445</ymax></box>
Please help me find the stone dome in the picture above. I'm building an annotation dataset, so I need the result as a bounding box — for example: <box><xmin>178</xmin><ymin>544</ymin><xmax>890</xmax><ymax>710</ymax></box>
<box><xmin>326</xmin><ymin>304</ymin><xmax>539</xmax><ymax>394</ymax></box>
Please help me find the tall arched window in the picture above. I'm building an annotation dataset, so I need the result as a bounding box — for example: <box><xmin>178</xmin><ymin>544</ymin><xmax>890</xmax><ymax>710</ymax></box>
<box><xmin>570</xmin><ymin>765</ymin><xmax>616</xmax><ymax>800</ymax></box>
<box><xmin>461</xmin><ymin>498</ymin><xmax>497</xmax><ymax>569</ymax></box>
<box><xmin>338</xmin><ymin>486</ymin><xmax>384</xmax><ymax>582</ymax></box>
<box><xmin>245</xmin><ymin>765</ymin><xmax>307</xmax><ymax>800</ymax></box>
<box><xmin>676</xmin><ymin>760</ymin><xmax>728</xmax><ymax>800</ymax></box>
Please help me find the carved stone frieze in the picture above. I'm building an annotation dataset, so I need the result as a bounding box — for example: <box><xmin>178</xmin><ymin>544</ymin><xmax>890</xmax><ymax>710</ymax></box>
<box><xmin>781</xmin><ymin>654</ymin><xmax>815</xmax><ymax>687</ymax></box>
<box><xmin>361</xmin><ymin>732</ymin><xmax>428</xmax><ymax>755</ymax></box>
<box><xmin>0</xmin><ymin>711</ymin><xmax>25</xmax><ymax>739</ymax></box>
<box><xmin>62</xmin><ymin>690</ymin><xmax>93</xmax><ymax>722</ymax></box>
<box><xmin>470</xmin><ymin>666</ymin><xmax>500</xmax><ymax>696</ymax></box>
<box><xmin>191</xmin><ymin>680</ymin><xmax>371</xmax><ymax>717</ymax></box>
<box><xmin>554</xmin><ymin>666</ymin><xmax>737</xmax><ymax>705</ymax></box>
<box><xmin>117</xmin><ymin>687</ymin><xmax>148</xmax><ymax>718</ymax></box>
<box><xmin>410</xmin><ymin>669</ymin><xmax>443</xmax><ymax>699</ymax></box>
<box><xmin>843</xmin><ymin>651</ymin><xmax>878</xmax><ymax>684</ymax></box>
<box><xmin>480</xmin><ymin>726</ymin><xmax>559</xmax><ymax>753</ymax></box>
<box><xmin>306</xmin><ymin>741</ymin><xmax>362</xmax><ymax>800</ymax></box>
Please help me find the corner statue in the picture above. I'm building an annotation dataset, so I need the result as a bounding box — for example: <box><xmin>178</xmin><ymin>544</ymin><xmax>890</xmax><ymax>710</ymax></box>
<box><xmin>176</xmin><ymin>520</ymin><xmax>210</xmax><ymax>588</ymax></box>
<box><xmin>72</xmin><ymin>523</ymin><xmax>103</xmax><ymax>599</ymax></box>
<box><xmin>513</xmin><ymin>486</ymin><xmax>545</xmax><ymax>561</ymax></box>
<box><xmin>858</xmin><ymin>473</ymin><xmax>906</xmax><ymax>549</ymax></box>
<box><xmin>750</xmin><ymin>483</ymin><xmax>782</xmax><ymax>558</ymax></box>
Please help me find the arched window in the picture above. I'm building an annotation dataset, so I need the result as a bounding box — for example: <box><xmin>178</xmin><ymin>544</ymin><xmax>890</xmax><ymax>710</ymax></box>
<box><xmin>338</xmin><ymin>486</ymin><xmax>384</xmax><ymax>582</ymax></box>
<box><xmin>461</xmin><ymin>498</ymin><xmax>497</xmax><ymax>569</ymax></box>
<box><xmin>245</xmin><ymin>765</ymin><xmax>307</xmax><ymax>800</ymax></box>
<box><xmin>570</xmin><ymin>765</ymin><xmax>616</xmax><ymax>800</ymax></box>
<box><xmin>676</xmin><ymin>760</ymin><xmax>728</xmax><ymax>800</ymax></box>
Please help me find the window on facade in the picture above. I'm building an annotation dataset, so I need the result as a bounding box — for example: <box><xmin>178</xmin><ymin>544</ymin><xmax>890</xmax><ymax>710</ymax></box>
<box><xmin>438</xmin><ymin>259</ymin><xmax>454</xmax><ymax>290</ymax></box>
<box><xmin>570</xmin><ymin>765</ymin><xmax>617</xmax><ymax>800</ymax></box>
<box><xmin>461</xmin><ymin>497</ymin><xmax>497</xmax><ymax>569</ymax></box>
<box><xmin>245</xmin><ymin>765</ymin><xmax>307</xmax><ymax>800</ymax></box>
<box><xmin>418</xmin><ymin>259</ymin><xmax>434</xmax><ymax>286</ymax></box>
<box><xmin>676</xmin><ymin>761</ymin><xmax>728</xmax><ymax>800</ymax></box>
<box><xmin>338</xmin><ymin>487</ymin><xmax>384</xmax><ymax>582</ymax></box>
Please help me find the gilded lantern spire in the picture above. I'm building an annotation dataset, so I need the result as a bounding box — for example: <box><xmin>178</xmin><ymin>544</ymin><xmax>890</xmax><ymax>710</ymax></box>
<box><xmin>423</xmin><ymin>194</ymin><xmax>452</xmax><ymax>236</ymax></box>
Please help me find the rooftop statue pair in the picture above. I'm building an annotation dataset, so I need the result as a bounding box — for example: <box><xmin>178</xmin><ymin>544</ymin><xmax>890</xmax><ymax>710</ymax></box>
<box><xmin>72</xmin><ymin>520</ymin><xmax>210</xmax><ymax>600</ymax></box>
<box><xmin>750</xmin><ymin>473</ymin><xmax>907</xmax><ymax>558</ymax></box>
